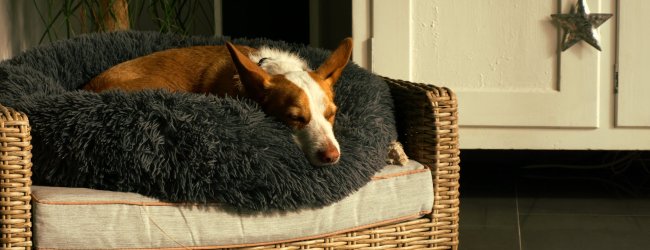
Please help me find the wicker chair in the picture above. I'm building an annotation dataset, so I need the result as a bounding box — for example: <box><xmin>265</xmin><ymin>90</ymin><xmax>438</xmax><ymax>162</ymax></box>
<box><xmin>0</xmin><ymin>77</ymin><xmax>460</xmax><ymax>250</ymax></box>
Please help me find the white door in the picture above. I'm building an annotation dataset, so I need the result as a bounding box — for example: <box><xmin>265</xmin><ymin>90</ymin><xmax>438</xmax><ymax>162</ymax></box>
<box><xmin>361</xmin><ymin>0</ymin><xmax>608</xmax><ymax>128</ymax></box>
<box><xmin>616</xmin><ymin>0</ymin><xmax>650</xmax><ymax>127</ymax></box>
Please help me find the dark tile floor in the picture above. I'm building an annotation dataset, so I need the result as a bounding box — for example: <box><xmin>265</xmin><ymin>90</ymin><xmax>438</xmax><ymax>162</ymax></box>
<box><xmin>459</xmin><ymin>150</ymin><xmax>650</xmax><ymax>250</ymax></box>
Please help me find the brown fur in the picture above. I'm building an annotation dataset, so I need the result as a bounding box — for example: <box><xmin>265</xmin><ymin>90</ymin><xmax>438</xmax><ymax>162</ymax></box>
<box><xmin>84</xmin><ymin>45</ymin><xmax>256</xmax><ymax>98</ymax></box>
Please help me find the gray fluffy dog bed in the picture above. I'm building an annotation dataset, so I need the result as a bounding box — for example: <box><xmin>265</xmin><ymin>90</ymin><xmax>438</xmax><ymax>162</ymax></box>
<box><xmin>0</xmin><ymin>31</ymin><xmax>397</xmax><ymax>211</ymax></box>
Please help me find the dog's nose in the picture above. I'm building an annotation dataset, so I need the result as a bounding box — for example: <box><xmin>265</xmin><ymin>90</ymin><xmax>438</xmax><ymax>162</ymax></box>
<box><xmin>318</xmin><ymin>147</ymin><xmax>340</xmax><ymax>164</ymax></box>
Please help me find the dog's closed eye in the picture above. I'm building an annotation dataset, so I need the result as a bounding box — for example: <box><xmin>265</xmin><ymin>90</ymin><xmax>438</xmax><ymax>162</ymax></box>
<box><xmin>287</xmin><ymin>113</ymin><xmax>307</xmax><ymax>123</ymax></box>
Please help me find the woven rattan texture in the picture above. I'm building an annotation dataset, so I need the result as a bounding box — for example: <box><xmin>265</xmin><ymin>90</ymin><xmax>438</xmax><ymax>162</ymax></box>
<box><xmin>0</xmin><ymin>105</ymin><xmax>33</xmax><ymax>249</ymax></box>
<box><xmin>384</xmin><ymin>78</ymin><xmax>460</xmax><ymax>250</ymax></box>
<box><xmin>0</xmin><ymin>78</ymin><xmax>459</xmax><ymax>250</ymax></box>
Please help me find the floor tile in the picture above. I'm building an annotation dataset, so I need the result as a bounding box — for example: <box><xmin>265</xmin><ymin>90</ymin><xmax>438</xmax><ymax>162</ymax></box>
<box><xmin>626</xmin><ymin>199</ymin><xmax>650</xmax><ymax>215</ymax></box>
<box><xmin>460</xmin><ymin>225</ymin><xmax>520</xmax><ymax>250</ymax></box>
<box><xmin>518</xmin><ymin>196</ymin><xmax>643</xmax><ymax>216</ymax></box>
<box><xmin>517</xmin><ymin>178</ymin><xmax>638</xmax><ymax>216</ymax></box>
<box><xmin>460</xmin><ymin>151</ymin><xmax>520</xmax><ymax>250</ymax></box>
<box><xmin>517</xmin><ymin>167</ymin><xmax>650</xmax><ymax>216</ymax></box>
<box><xmin>519</xmin><ymin>214</ymin><xmax>650</xmax><ymax>250</ymax></box>
<box><xmin>460</xmin><ymin>196</ymin><xmax>520</xmax><ymax>250</ymax></box>
<box><xmin>462</xmin><ymin>196</ymin><xmax>518</xmax><ymax>227</ymax></box>
<box><xmin>459</xmin><ymin>150</ymin><xmax>650</xmax><ymax>250</ymax></box>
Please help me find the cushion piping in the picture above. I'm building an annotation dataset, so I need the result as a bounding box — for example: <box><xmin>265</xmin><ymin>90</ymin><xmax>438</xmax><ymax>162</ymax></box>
<box><xmin>31</xmin><ymin>168</ymin><xmax>430</xmax><ymax>206</ymax></box>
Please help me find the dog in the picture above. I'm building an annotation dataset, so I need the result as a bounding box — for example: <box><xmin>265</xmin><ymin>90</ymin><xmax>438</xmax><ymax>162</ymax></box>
<box><xmin>83</xmin><ymin>38</ymin><xmax>352</xmax><ymax>166</ymax></box>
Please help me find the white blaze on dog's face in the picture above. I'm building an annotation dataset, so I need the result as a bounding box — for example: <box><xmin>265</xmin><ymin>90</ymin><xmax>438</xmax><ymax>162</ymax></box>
<box><xmin>226</xmin><ymin>38</ymin><xmax>352</xmax><ymax>166</ymax></box>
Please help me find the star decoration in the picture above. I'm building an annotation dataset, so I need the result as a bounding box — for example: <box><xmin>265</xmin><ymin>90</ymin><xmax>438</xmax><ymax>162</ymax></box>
<box><xmin>551</xmin><ymin>0</ymin><xmax>612</xmax><ymax>51</ymax></box>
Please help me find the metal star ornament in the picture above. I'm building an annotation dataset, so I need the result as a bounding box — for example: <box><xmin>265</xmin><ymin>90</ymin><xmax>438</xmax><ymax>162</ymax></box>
<box><xmin>551</xmin><ymin>0</ymin><xmax>612</xmax><ymax>51</ymax></box>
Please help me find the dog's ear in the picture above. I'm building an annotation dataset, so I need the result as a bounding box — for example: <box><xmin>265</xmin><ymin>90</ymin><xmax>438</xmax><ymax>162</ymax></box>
<box><xmin>315</xmin><ymin>37</ymin><xmax>352</xmax><ymax>87</ymax></box>
<box><xmin>226</xmin><ymin>42</ymin><xmax>271</xmax><ymax>101</ymax></box>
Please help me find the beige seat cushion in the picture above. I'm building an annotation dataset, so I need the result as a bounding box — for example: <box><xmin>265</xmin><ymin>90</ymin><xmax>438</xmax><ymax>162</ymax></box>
<box><xmin>32</xmin><ymin>161</ymin><xmax>433</xmax><ymax>249</ymax></box>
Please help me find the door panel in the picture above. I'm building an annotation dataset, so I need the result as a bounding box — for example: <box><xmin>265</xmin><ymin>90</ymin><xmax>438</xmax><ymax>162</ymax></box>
<box><xmin>371</xmin><ymin>0</ymin><xmax>604</xmax><ymax>128</ymax></box>
<box><xmin>616</xmin><ymin>0</ymin><xmax>650</xmax><ymax>127</ymax></box>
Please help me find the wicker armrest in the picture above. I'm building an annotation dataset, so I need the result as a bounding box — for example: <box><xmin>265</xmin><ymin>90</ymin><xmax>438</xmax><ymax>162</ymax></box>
<box><xmin>383</xmin><ymin>77</ymin><xmax>460</xmax><ymax>248</ymax></box>
<box><xmin>0</xmin><ymin>104</ymin><xmax>33</xmax><ymax>249</ymax></box>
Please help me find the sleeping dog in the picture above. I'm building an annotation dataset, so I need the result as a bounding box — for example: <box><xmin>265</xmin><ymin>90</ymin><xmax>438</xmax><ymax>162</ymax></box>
<box><xmin>84</xmin><ymin>38</ymin><xmax>352</xmax><ymax>166</ymax></box>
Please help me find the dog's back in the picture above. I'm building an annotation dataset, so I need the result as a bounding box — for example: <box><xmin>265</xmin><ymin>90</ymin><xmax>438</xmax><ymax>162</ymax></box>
<box><xmin>84</xmin><ymin>45</ymin><xmax>256</xmax><ymax>97</ymax></box>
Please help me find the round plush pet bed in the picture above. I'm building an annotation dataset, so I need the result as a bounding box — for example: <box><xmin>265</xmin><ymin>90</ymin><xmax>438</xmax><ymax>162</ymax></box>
<box><xmin>0</xmin><ymin>31</ymin><xmax>397</xmax><ymax>211</ymax></box>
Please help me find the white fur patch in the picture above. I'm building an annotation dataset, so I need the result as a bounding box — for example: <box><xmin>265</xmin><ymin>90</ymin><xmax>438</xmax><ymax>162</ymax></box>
<box><xmin>249</xmin><ymin>48</ymin><xmax>340</xmax><ymax>166</ymax></box>
<box><xmin>285</xmin><ymin>71</ymin><xmax>340</xmax><ymax>166</ymax></box>
<box><xmin>249</xmin><ymin>47</ymin><xmax>310</xmax><ymax>74</ymax></box>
